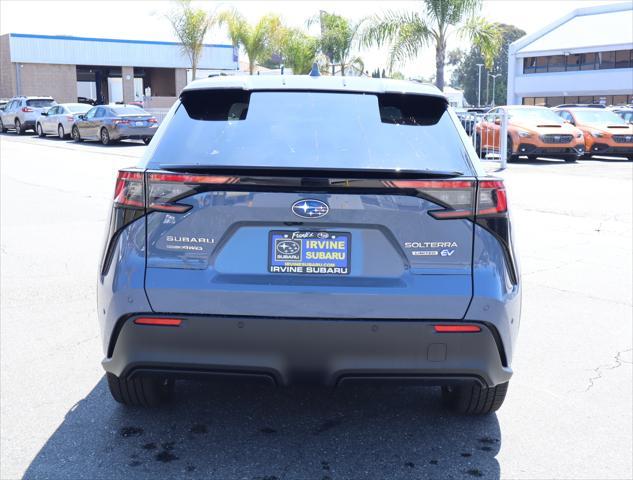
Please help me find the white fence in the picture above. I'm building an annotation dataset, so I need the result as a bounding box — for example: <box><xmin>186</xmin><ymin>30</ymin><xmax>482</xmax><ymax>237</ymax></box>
<box><xmin>456</xmin><ymin>110</ymin><xmax>509</xmax><ymax>170</ymax></box>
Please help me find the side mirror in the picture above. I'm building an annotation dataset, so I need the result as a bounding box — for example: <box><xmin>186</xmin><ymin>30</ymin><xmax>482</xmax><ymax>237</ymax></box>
<box><xmin>78</xmin><ymin>114</ymin><xmax>85</xmax><ymax>120</ymax></box>
<box><xmin>494</xmin><ymin>117</ymin><xmax>501</xmax><ymax>125</ymax></box>
<box><xmin>41</xmin><ymin>112</ymin><xmax>48</xmax><ymax>116</ymax></box>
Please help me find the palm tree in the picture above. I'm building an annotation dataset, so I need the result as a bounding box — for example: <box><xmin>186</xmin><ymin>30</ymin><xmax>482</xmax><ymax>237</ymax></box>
<box><xmin>279</xmin><ymin>28</ymin><xmax>320</xmax><ymax>75</ymax></box>
<box><xmin>218</xmin><ymin>10</ymin><xmax>282</xmax><ymax>75</ymax></box>
<box><xmin>166</xmin><ymin>0</ymin><xmax>218</xmax><ymax>81</ymax></box>
<box><xmin>361</xmin><ymin>0</ymin><xmax>500</xmax><ymax>90</ymax></box>
<box><xmin>308</xmin><ymin>11</ymin><xmax>364</xmax><ymax>76</ymax></box>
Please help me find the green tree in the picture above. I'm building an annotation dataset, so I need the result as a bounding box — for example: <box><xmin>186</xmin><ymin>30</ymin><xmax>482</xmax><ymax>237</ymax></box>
<box><xmin>309</xmin><ymin>11</ymin><xmax>364</xmax><ymax>76</ymax></box>
<box><xmin>451</xmin><ymin>23</ymin><xmax>525</xmax><ymax>106</ymax></box>
<box><xmin>166</xmin><ymin>0</ymin><xmax>217</xmax><ymax>81</ymax></box>
<box><xmin>218</xmin><ymin>10</ymin><xmax>283</xmax><ymax>75</ymax></box>
<box><xmin>279</xmin><ymin>28</ymin><xmax>320</xmax><ymax>75</ymax></box>
<box><xmin>361</xmin><ymin>0</ymin><xmax>501</xmax><ymax>90</ymax></box>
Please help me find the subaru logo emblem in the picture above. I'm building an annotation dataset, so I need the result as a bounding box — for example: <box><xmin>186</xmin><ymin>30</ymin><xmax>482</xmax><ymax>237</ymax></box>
<box><xmin>291</xmin><ymin>199</ymin><xmax>329</xmax><ymax>219</ymax></box>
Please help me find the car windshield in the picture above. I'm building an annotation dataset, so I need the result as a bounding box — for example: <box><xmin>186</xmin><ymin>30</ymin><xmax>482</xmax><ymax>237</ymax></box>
<box><xmin>112</xmin><ymin>106</ymin><xmax>147</xmax><ymax>115</ymax></box>
<box><xmin>573</xmin><ymin>110</ymin><xmax>627</xmax><ymax>125</ymax></box>
<box><xmin>66</xmin><ymin>104</ymin><xmax>91</xmax><ymax>113</ymax></box>
<box><xmin>506</xmin><ymin>108</ymin><xmax>563</xmax><ymax>125</ymax></box>
<box><xmin>26</xmin><ymin>99</ymin><xmax>55</xmax><ymax>108</ymax></box>
<box><xmin>147</xmin><ymin>91</ymin><xmax>471</xmax><ymax>173</ymax></box>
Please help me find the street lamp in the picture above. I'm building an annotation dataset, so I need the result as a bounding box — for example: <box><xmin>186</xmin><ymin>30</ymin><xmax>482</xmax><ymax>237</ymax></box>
<box><xmin>476</xmin><ymin>63</ymin><xmax>484</xmax><ymax>107</ymax></box>
<box><xmin>488</xmin><ymin>73</ymin><xmax>501</xmax><ymax>107</ymax></box>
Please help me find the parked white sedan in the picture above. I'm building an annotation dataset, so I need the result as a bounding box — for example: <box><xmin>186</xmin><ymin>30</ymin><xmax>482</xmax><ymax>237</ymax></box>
<box><xmin>36</xmin><ymin>103</ymin><xmax>92</xmax><ymax>139</ymax></box>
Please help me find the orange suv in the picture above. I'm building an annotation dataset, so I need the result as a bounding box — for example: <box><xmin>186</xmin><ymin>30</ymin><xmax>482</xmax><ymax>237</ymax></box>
<box><xmin>476</xmin><ymin>106</ymin><xmax>585</xmax><ymax>162</ymax></box>
<box><xmin>554</xmin><ymin>107</ymin><xmax>633</xmax><ymax>160</ymax></box>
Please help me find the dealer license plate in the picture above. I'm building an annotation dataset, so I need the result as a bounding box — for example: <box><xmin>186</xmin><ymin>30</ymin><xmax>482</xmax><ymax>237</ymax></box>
<box><xmin>269</xmin><ymin>231</ymin><xmax>351</xmax><ymax>275</ymax></box>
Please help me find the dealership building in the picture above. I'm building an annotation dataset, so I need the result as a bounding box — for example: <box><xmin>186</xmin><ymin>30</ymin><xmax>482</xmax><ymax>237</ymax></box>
<box><xmin>507</xmin><ymin>2</ymin><xmax>633</xmax><ymax>107</ymax></box>
<box><xmin>0</xmin><ymin>33</ymin><xmax>238</xmax><ymax>107</ymax></box>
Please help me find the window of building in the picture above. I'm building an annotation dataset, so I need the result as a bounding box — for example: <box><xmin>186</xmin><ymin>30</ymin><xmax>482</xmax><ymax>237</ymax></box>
<box><xmin>523</xmin><ymin>57</ymin><xmax>536</xmax><ymax>74</ymax></box>
<box><xmin>615</xmin><ymin>49</ymin><xmax>632</xmax><ymax>69</ymax></box>
<box><xmin>522</xmin><ymin>97</ymin><xmax>535</xmax><ymax>105</ymax></box>
<box><xmin>580</xmin><ymin>53</ymin><xmax>597</xmax><ymax>70</ymax></box>
<box><xmin>547</xmin><ymin>55</ymin><xmax>566</xmax><ymax>73</ymax></box>
<box><xmin>597</xmin><ymin>51</ymin><xmax>616</xmax><ymax>69</ymax></box>
<box><xmin>565</xmin><ymin>54</ymin><xmax>581</xmax><ymax>71</ymax></box>
<box><xmin>534</xmin><ymin>97</ymin><xmax>546</xmax><ymax>106</ymax></box>
<box><xmin>535</xmin><ymin>57</ymin><xmax>548</xmax><ymax>73</ymax></box>
<box><xmin>547</xmin><ymin>96</ymin><xmax>564</xmax><ymax>107</ymax></box>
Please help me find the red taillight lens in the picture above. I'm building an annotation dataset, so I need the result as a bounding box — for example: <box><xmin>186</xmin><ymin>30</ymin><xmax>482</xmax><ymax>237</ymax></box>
<box><xmin>113</xmin><ymin>119</ymin><xmax>130</xmax><ymax>125</ymax></box>
<box><xmin>148</xmin><ymin>117</ymin><xmax>158</xmax><ymax>124</ymax></box>
<box><xmin>146</xmin><ymin>172</ymin><xmax>238</xmax><ymax>213</ymax></box>
<box><xmin>477</xmin><ymin>180</ymin><xmax>507</xmax><ymax>216</ymax></box>
<box><xmin>113</xmin><ymin>170</ymin><xmax>144</xmax><ymax>208</ymax></box>
<box><xmin>434</xmin><ymin>324</ymin><xmax>481</xmax><ymax>333</ymax></box>
<box><xmin>22</xmin><ymin>107</ymin><xmax>33</xmax><ymax>112</ymax></box>
<box><xmin>389</xmin><ymin>180</ymin><xmax>476</xmax><ymax>219</ymax></box>
<box><xmin>134</xmin><ymin>317</ymin><xmax>182</xmax><ymax>326</ymax></box>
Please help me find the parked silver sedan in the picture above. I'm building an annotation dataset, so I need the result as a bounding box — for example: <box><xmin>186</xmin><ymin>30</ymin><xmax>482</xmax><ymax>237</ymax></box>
<box><xmin>36</xmin><ymin>103</ymin><xmax>92</xmax><ymax>139</ymax></box>
<box><xmin>71</xmin><ymin>105</ymin><xmax>158</xmax><ymax>145</ymax></box>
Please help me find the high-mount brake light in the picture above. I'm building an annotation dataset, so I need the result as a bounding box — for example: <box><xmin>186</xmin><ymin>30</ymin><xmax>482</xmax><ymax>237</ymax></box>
<box><xmin>434</xmin><ymin>324</ymin><xmax>481</xmax><ymax>333</ymax></box>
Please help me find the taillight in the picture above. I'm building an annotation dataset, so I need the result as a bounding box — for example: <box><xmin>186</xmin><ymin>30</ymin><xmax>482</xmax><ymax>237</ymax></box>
<box><xmin>390</xmin><ymin>180</ymin><xmax>476</xmax><ymax>219</ymax></box>
<box><xmin>22</xmin><ymin>107</ymin><xmax>33</xmax><ymax>113</ymax></box>
<box><xmin>477</xmin><ymin>180</ymin><xmax>507</xmax><ymax>216</ymax></box>
<box><xmin>148</xmin><ymin>117</ymin><xmax>158</xmax><ymax>124</ymax></box>
<box><xmin>100</xmin><ymin>169</ymin><xmax>145</xmax><ymax>275</ymax></box>
<box><xmin>113</xmin><ymin>171</ymin><xmax>144</xmax><ymax>208</ymax></box>
<box><xmin>66</xmin><ymin>116</ymin><xmax>74</xmax><ymax>121</ymax></box>
<box><xmin>146</xmin><ymin>172</ymin><xmax>237</xmax><ymax>213</ymax></box>
<box><xmin>113</xmin><ymin>119</ymin><xmax>130</xmax><ymax>125</ymax></box>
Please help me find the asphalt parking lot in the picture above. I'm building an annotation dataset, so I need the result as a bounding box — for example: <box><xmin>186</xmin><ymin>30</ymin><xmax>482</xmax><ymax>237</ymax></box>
<box><xmin>1</xmin><ymin>132</ymin><xmax>631</xmax><ymax>480</ymax></box>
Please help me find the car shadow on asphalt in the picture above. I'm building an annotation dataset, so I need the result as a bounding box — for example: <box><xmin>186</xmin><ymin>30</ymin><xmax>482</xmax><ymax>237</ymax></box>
<box><xmin>23</xmin><ymin>377</ymin><xmax>501</xmax><ymax>480</ymax></box>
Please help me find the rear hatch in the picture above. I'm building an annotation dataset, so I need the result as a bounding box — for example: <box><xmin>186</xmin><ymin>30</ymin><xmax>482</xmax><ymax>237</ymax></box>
<box><xmin>25</xmin><ymin>98</ymin><xmax>55</xmax><ymax>120</ymax></box>
<box><xmin>137</xmin><ymin>88</ymin><xmax>485</xmax><ymax>319</ymax></box>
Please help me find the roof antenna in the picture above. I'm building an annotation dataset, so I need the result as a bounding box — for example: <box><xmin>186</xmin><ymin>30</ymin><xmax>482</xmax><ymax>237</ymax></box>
<box><xmin>309</xmin><ymin>62</ymin><xmax>320</xmax><ymax>77</ymax></box>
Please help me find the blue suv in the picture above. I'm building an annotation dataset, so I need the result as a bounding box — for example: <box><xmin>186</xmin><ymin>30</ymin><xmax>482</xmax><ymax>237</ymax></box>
<box><xmin>98</xmin><ymin>75</ymin><xmax>521</xmax><ymax>414</ymax></box>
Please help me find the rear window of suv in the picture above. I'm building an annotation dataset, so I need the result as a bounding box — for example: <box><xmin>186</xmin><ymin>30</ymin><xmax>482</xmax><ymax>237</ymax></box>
<box><xmin>26</xmin><ymin>99</ymin><xmax>55</xmax><ymax>108</ymax></box>
<box><xmin>147</xmin><ymin>90</ymin><xmax>472</xmax><ymax>173</ymax></box>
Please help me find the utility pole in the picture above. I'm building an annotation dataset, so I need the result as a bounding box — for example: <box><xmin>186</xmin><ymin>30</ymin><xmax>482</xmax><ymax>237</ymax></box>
<box><xmin>476</xmin><ymin>63</ymin><xmax>484</xmax><ymax>107</ymax></box>
<box><xmin>485</xmin><ymin>71</ymin><xmax>490</xmax><ymax>106</ymax></box>
<box><xmin>489</xmin><ymin>73</ymin><xmax>501</xmax><ymax>107</ymax></box>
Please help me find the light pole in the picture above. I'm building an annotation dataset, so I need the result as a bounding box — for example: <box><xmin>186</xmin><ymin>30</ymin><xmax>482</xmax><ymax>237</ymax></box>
<box><xmin>476</xmin><ymin>63</ymin><xmax>484</xmax><ymax>107</ymax></box>
<box><xmin>489</xmin><ymin>73</ymin><xmax>501</xmax><ymax>107</ymax></box>
<box><xmin>485</xmin><ymin>71</ymin><xmax>490</xmax><ymax>106</ymax></box>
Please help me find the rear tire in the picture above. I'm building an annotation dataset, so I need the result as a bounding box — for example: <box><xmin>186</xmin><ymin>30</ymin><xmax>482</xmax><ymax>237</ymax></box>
<box><xmin>441</xmin><ymin>381</ymin><xmax>509</xmax><ymax>415</ymax></box>
<box><xmin>15</xmin><ymin>119</ymin><xmax>22</xmax><ymax>135</ymax></box>
<box><xmin>72</xmin><ymin>126</ymin><xmax>82</xmax><ymax>142</ymax></box>
<box><xmin>106</xmin><ymin>372</ymin><xmax>174</xmax><ymax>407</ymax></box>
<box><xmin>0</xmin><ymin>119</ymin><xmax>6</xmax><ymax>133</ymax></box>
<box><xmin>58</xmin><ymin>124</ymin><xmax>66</xmax><ymax>139</ymax></box>
<box><xmin>36</xmin><ymin>123</ymin><xmax>45</xmax><ymax>137</ymax></box>
<box><xmin>100</xmin><ymin>127</ymin><xmax>111</xmax><ymax>145</ymax></box>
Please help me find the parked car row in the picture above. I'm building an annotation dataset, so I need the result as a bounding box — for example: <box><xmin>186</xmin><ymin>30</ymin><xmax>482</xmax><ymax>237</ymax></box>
<box><xmin>456</xmin><ymin>103</ymin><xmax>633</xmax><ymax>162</ymax></box>
<box><xmin>0</xmin><ymin>96</ymin><xmax>158</xmax><ymax>145</ymax></box>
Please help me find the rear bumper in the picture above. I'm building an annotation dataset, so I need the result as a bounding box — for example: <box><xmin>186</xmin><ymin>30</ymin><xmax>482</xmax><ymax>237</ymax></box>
<box><xmin>517</xmin><ymin>143</ymin><xmax>584</xmax><ymax>156</ymax></box>
<box><xmin>103</xmin><ymin>315</ymin><xmax>512</xmax><ymax>388</ymax></box>
<box><xmin>112</xmin><ymin>126</ymin><xmax>157</xmax><ymax>140</ymax></box>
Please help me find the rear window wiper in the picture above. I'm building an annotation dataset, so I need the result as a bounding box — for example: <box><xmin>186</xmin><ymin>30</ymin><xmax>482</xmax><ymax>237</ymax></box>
<box><xmin>157</xmin><ymin>164</ymin><xmax>464</xmax><ymax>180</ymax></box>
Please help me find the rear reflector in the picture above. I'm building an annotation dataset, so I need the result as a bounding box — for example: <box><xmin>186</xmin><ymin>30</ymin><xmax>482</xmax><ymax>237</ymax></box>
<box><xmin>434</xmin><ymin>324</ymin><xmax>481</xmax><ymax>333</ymax></box>
<box><xmin>134</xmin><ymin>317</ymin><xmax>182</xmax><ymax>326</ymax></box>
